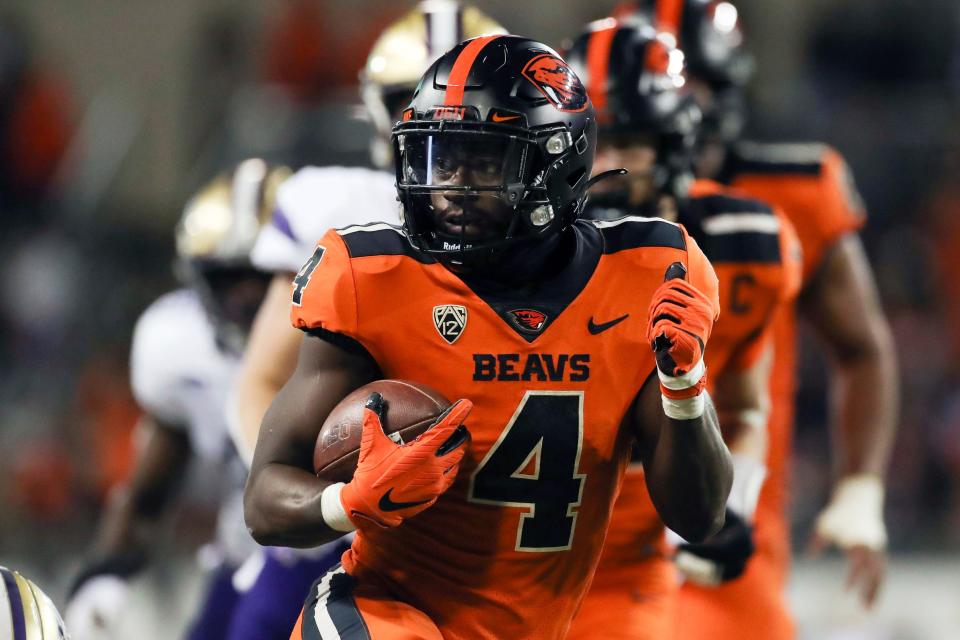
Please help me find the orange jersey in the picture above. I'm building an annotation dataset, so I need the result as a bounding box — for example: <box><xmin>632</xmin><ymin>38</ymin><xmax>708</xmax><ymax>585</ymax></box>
<box><xmin>685</xmin><ymin>180</ymin><xmax>802</xmax><ymax>376</ymax></box>
<box><xmin>291</xmin><ymin>218</ymin><xmax>719</xmax><ymax>640</ymax></box>
<box><xmin>719</xmin><ymin>142</ymin><xmax>865</xmax><ymax>512</ymax></box>
<box><xmin>663</xmin><ymin>145</ymin><xmax>867</xmax><ymax>640</ymax></box>
<box><xmin>572</xmin><ymin>183</ymin><xmax>800</xmax><ymax>639</ymax></box>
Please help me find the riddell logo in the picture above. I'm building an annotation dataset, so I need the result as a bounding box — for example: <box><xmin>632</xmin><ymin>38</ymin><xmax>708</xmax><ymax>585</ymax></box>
<box><xmin>521</xmin><ymin>54</ymin><xmax>588</xmax><ymax>112</ymax></box>
<box><xmin>508</xmin><ymin>309</ymin><xmax>548</xmax><ymax>333</ymax></box>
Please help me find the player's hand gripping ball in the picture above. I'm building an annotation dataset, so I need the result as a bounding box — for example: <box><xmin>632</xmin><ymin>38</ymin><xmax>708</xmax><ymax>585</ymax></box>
<box><xmin>314</xmin><ymin>380</ymin><xmax>458</xmax><ymax>482</ymax></box>
<box><xmin>315</xmin><ymin>382</ymin><xmax>471</xmax><ymax>529</ymax></box>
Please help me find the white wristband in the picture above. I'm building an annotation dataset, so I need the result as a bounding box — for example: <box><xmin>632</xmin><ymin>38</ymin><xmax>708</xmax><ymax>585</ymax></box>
<box><xmin>815</xmin><ymin>474</ymin><xmax>887</xmax><ymax>550</ymax></box>
<box><xmin>658</xmin><ymin>357</ymin><xmax>706</xmax><ymax>390</ymax></box>
<box><xmin>728</xmin><ymin>453</ymin><xmax>767</xmax><ymax>519</ymax></box>
<box><xmin>320</xmin><ymin>483</ymin><xmax>356</xmax><ymax>533</ymax></box>
<box><xmin>661</xmin><ymin>393</ymin><xmax>706</xmax><ymax>420</ymax></box>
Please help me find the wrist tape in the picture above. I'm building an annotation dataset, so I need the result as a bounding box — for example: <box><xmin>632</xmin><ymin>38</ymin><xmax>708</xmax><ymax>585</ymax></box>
<box><xmin>658</xmin><ymin>358</ymin><xmax>707</xmax><ymax>420</ymax></box>
<box><xmin>320</xmin><ymin>482</ymin><xmax>356</xmax><ymax>533</ymax></box>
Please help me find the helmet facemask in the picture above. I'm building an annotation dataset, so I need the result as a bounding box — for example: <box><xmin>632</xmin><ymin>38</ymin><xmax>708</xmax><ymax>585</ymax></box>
<box><xmin>394</xmin><ymin>118</ymin><xmax>585</xmax><ymax>268</ymax></box>
<box><xmin>175</xmin><ymin>259</ymin><xmax>272</xmax><ymax>355</ymax></box>
<box><xmin>174</xmin><ymin>159</ymin><xmax>284</xmax><ymax>354</ymax></box>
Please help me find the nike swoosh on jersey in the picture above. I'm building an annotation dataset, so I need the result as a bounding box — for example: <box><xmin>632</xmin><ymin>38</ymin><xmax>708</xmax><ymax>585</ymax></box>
<box><xmin>587</xmin><ymin>314</ymin><xmax>629</xmax><ymax>335</ymax></box>
<box><xmin>491</xmin><ymin>112</ymin><xmax>520</xmax><ymax>122</ymax></box>
<box><xmin>378</xmin><ymin>488</ymin><xmax>432</xmax><ymax>512</ymax></box>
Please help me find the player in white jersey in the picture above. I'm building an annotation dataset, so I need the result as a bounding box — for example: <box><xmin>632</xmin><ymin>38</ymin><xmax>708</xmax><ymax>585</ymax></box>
<box><xmin>65</xmin><ymin>160</ymin><xmax>287</xmax><ymax>640</ymax></box>
<box><xmin>248</xmin><ymin>165</ymin><xmax>400</xmax><ymax>276</ymax></box>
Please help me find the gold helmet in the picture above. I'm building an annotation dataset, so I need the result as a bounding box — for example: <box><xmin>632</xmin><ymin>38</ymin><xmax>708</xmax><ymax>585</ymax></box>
<box><xmin>176</xmin><ymin>158</ymin><xmax>290</xmax><ymax>266</ymax></box>
<box><xmin>360</xmin><ymin>1</ymin><xmax>507</xmax><ymax>168</ymax></box>
<box><xmin>175</xmin><ymin>158</ymin><xmax>291</xmax><ymax>352</ymax></box>
<box><xmin>0</xmin><ymin>566</ymin><xmax>69</xmax><ymax>639</ymax></box>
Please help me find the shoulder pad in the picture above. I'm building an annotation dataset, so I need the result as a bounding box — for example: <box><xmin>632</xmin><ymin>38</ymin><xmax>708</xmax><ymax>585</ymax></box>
<box><xmin>725</xmin><ymin>141</ymin><xmax>829</xmax><ymax>178</ymax></box>
<box><xmin>588</xmin><ymin>216</ymin><xmax>686</xmax><ymax>254</ymax></box>
<box><xmin>337</xmin><ymin>222</ymin><xmax>434</xmax><ymax>262</ymax></box>
<box><xmin>685</xmin><ymin>194</ymin><xmax>782</xmax><ymax>264</ymax></box>
<box><xmin>130</xmin><ymin>290</ymin><xmax>215</xmax><ymax>424</ymax></box>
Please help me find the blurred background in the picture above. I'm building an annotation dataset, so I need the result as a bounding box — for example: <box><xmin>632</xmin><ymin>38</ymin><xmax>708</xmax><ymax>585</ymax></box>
<box><xmin>0</xmin><ymin>0</ymin><xmax>958</xmax><ymax>638</ymax></box>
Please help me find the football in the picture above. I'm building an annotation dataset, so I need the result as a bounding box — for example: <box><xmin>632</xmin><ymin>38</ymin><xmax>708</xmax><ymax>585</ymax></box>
<box><xmin>313</xmin><ymin>379</ymin><xmax>452</xmax><ymax>483</ymax></box>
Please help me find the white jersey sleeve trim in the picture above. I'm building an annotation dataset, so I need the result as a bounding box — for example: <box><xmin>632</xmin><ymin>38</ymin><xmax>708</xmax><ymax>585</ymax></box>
<box><xmin>701</xmin><ymin>213</ymin><xmax>781</xmax><ymax>235</ymax></box>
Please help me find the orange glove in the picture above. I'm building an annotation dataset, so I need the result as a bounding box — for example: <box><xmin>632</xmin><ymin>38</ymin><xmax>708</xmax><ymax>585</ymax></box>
<box><xmin>646</xmin><ymin>265</ymin><xmax>716</xmax><ymax>377</ymax></box>
<box><xmin>646</xmin><ymin>263</ymin><xmax>716</xmax><ymax>420</ymax></box>
<box><xmin>334</xmin><ymin>393</ymin><xmax>471</xmax><ymax>530</ymax></box>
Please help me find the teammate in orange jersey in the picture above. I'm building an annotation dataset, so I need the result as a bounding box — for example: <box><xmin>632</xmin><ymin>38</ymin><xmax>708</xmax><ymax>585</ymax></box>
<box><xmin>613</xmin><ymin>1</ymin><xmax>899</xmax><ymax>638</ymax></box>
<box><xmin>244</xmin><ymin>35</ymin><xmax>734</xmax><ymax>640</ymax></box>
<box><xmin>565</xmin><ymin>18</ymin><xmax>801</xmax><ymax>639</ymax></box>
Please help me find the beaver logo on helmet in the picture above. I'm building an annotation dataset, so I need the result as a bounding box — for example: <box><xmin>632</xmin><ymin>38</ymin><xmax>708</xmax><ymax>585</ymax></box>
<box><xmin>522</xmin><ymin>54</ymin><xmax>589</xmax><ymax>112</ymax></box>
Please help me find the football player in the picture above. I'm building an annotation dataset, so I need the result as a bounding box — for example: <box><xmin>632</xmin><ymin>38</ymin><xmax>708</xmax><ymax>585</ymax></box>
<box><xmin>233</xmin><ymin>0</ymin><xmax>506</xmax><ymax>464</ymax></box>
<box><xmin>564</xmin><ymin>17</ymin><xmax>801</xmax><ymax>639</ymax></box>
<box><xmin>244</xmin><ymin>35</ymin><xmax>733</xmax><ymax>640</ymax></box>
<box><xmin>1</xmin><ymin>566</ymin><xmax>70</xmax><ymax>639</ymax></box>
<box><xmin>620</xmin><ymin>0</ymin><xmax>899</xmax><ymax>637</ymax></box>
<box><xmin>64</xmin><ymin>160</ymin><xmax>289</xmax><ymax>640</ymax></box>
<box><xmin>225</xmin><ymin>4</ymin><xmax>507</xmax><ymax>637</ymax></box>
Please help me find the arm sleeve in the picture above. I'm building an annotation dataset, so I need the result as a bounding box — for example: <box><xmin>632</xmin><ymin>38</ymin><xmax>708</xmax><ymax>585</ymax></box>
<box><xmin>289</xmin><ymin>229</ymin><xmax>359</xmax><ymax>341</ymax></box>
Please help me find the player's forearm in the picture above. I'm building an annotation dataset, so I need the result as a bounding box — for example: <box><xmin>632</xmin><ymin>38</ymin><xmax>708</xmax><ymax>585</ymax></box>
<box><xmin>828</xmin><ymin>321</ymin><xmax>898</xmax><ymax>477</ymax></box>
<box><xmin>714</xmin><ymin>344</ymin><xmax>773</xmax><ymax>464</ymax></box>
<box><xmin>89</xmin><ymin>486</ymin><xmax>154</xmax><ymax>566</ymax></box>
<box><xmin>715</xmin><ymin>410</ymin><xmax>767</xmax><ymax>460</ymax></box>
<box><xmin>91</xmin><ymin>420</ymin><xmax>189</xmax><ymax>561</ymax></box>
<box><xmin>244</xmin><ymin>464</ymin><xmax>342</xmax><ymax>548</ymax></box>
<box><xmin>232</xmin><ymin>273</ymin><xmax>303</xmax><ymax>464</ymax></box>
<box><xmin>234</xmin><ymin>372</ymin><xmax>284</xmax><ymax>465</ymax></box>
<box><xmin>804</xmin><ymin>235</ymin><xmax>899</xmax><ymax>479</ymax></box>
<box><xmin>647</xmin><ymin>399</ymin><xmax>732</xmax><ymax>541</ymax></box>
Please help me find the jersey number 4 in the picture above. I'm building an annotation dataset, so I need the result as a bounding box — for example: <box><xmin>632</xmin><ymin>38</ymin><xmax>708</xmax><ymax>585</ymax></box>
<box><xmin>469</xmin><ymin>391</ymin><xmax>586</xmax><ymax>552</ymax></box>
<box><xmin>292</xmin><ymin>246</ymin><xmax>325</xmax><ymax>306</ymax></box>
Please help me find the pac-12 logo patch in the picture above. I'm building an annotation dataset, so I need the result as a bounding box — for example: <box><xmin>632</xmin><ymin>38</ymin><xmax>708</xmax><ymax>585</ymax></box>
<box><xmin>521</xmin><ymin>54</ymin><xmax>588</xmax><ymax>113</ymax></box>
<box><xmin>508</xmin><ymin>309</ymin><xmax>548</xmax><ymax>334</ymax></box>
<box><xmin>433</xmin><ymin>304</ymin><xmax>468</xmax><ymax>344</ymax></box>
